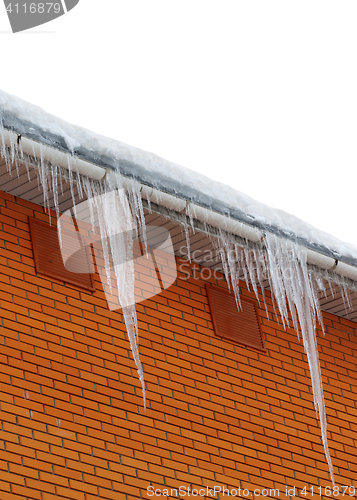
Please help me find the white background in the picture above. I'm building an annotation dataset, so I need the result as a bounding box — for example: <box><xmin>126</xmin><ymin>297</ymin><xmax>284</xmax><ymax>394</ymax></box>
<box><xmin>1</xmin><ymin>1</ymin><xmax>357</xmax><ymax>247</ymax></box>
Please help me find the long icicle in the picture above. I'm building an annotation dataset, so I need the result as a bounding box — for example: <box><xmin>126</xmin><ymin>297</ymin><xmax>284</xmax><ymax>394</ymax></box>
<box><xmin>264</xmin><ymin>234</ymin><xmax>335</xmax><ymax>485</ymax></box>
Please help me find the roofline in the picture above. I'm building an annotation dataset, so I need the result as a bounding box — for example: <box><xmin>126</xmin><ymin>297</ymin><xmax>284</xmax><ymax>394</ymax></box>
<box><xmin>2</xmin><ymin>109</ymin><xmax>357</xmax><ymax>275</ymax></box>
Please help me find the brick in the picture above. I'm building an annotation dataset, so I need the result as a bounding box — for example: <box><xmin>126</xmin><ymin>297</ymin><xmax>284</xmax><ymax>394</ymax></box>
<box><xmin>0</xmin><ymin>470</ymin><xmax>25</xmax><ymax>485</ymax></box>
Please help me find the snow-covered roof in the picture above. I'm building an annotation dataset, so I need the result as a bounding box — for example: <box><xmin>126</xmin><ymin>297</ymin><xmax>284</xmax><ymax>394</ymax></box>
<box><xmin>1</xmin><ymin>88</ymin><xmax>357</xmax><ymax>269</ymax></box>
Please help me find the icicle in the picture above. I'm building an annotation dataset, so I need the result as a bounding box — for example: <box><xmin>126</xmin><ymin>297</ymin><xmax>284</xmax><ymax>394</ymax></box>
<box><xmin>214</xmin><ymin>230</ymin><xmax>242</xmax><ymax>308</ymax></box>
<box><xmin>241</xmin><ymin>247</ymin><xmax>252</xmax><ymax>292</ymax></box>
<box><xmin>36</xmin><ymin>146</ymin><xmax>50</xmax><ymax>214</ymax></box>
<box><xmin>145</xmin><ymin>188</ymin><xmax>152</xmax><ymax>213</ymax></box>
<box><xmin>226</xmin><ymin>242</ymin><xmax>241</xmax><ymax>310</ymax></box>
<box><xmin>214</xmin><ymin>229</ymin><xmax>232</xmax><ymax>290</ymax></box>
<box><xmin>186</xmin><ymin>201</ymin><xmax>196</xmax><ymax>233</ymax></box>
<box><xmin>341</xmin><ymin>282</ymin><xmax>352</xmax><ymax>312</ymax></box>
<box><xmin>107</xmin><ymin>190</ymin><xmax>146</xmax><ymax>407</ymax></box>
<box><xmin>84</xmin><ymin>189</ymin><xmax>146</xmax><ymax>407</ymax></box>
<box><xmin>313</xmin><ymin>273</ymin><xmax>327</xmax><ymax>296</ymax></box>
<box><xmin>9</xmin><ymin>131</ymin><xmax>17</xmax><ymax>171</ymax></box>
<box><xmin>127</xmin><ymin>179</ymin><xmax>148</xmax><ymax>255</ymax></box>
<box><xmin>122</xmin><ymin>305</ymin><xmax>146</xmax><ymax>409</ymax></box>
<box><xmin>67</xmin><ymin>158</ymin><xmax>77</xmax><ymax>218</ymax></box>
<box><xmin>252</xmin><ymin>247</ymin><xmax>269</xmax><ymax>319</ymax></box>
<box><xmin>264</xmin><ymin>234</ymin><xmax>335</xmax><ymax>485</ymax></box>
<box><xmin>183</xmin><ymin>223</ymin><xmax>191</xmax><ymax>263</ymax></box>
<box><xmin>244</xmin><ymin>247</ymin><xmax>261</xmax><ymax>307</ymax></box>
<box><xmin>0</xmin><ymin>114</ymin><xmax>8</xmax><ymax>168</ymax></box>
<box><xmin>51</xmin><ymin>164</ymin><xmax>60</xmax><ymax>220</ymax></box>
<box><xmin>328</xmin><ymin>279</ymin><xmax>336</xmax><ymax>299</ymax></box>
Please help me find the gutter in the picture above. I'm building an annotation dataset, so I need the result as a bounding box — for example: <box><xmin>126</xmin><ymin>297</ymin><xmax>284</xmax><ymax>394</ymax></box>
<box><xmin>2</xmin><ymin>122</ymin><xmax>357</xmax><ymax>283</ymax></box>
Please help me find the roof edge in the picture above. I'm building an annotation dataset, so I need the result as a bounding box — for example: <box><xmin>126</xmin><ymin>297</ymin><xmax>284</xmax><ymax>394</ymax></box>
<box><xmin>2</xmin><ymin>111</ymin><xmax>357</xmax><ymax>273</ymax></box>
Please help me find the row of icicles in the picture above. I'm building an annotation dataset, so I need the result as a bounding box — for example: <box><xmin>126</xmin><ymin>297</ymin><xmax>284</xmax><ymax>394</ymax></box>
<box><xmin>2</xmin><ymin>130</ymin><xmax>355</xmax><ymax>485</ymax></box>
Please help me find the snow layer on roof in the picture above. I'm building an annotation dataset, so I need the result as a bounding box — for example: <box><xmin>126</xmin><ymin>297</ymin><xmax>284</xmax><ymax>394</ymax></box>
<box><xmin>1</xmin><ymin>88</ymin><xmax>357</xmax><ymax>262</ymax></box>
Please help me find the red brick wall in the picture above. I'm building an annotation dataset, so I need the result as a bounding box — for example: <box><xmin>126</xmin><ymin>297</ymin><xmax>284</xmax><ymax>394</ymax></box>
<box><xmin>0</xmin><ymin>189</ymin><xmax>357</xmax><ymax>500</ymax></box>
